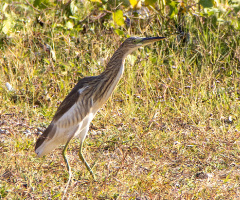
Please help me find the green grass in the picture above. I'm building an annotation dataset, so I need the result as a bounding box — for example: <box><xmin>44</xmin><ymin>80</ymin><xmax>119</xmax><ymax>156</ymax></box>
<box><xmin>1</xmin><ymin>0</ymin><xmax>240</xmax><ymax>199</ymax></box>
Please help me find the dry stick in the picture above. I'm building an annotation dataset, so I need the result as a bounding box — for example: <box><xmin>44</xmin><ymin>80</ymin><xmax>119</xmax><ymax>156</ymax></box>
<box><xmin>24</xmin><ymin>0</ymin><xmax>41</xmax><ymax>13</ymax></box>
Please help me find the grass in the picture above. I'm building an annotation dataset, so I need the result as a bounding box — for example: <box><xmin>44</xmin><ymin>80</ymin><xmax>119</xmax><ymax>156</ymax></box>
<box><xmin>1</xmin><ymin>0</ymin><xmax>240</xmax><ymax>199</ymax></box>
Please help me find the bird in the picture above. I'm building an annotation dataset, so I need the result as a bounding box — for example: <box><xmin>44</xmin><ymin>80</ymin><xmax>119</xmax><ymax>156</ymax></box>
<box><xmin>35</xmin><ymin>36</ymin><xmax>165</xmax><ymax>179</ymax></box>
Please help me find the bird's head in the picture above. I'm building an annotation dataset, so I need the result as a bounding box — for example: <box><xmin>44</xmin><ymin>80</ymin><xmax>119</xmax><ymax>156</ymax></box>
<box><xmin>120</xmin><ymin>36</ymin><xmax>166</xmax><ymax>56</ymax></box>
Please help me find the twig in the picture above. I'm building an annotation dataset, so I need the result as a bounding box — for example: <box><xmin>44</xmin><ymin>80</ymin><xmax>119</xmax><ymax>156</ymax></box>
<box><xmin>24</xmin><ymin>0</ymin><xmax>41</xmax><ymax>13</ymax></box>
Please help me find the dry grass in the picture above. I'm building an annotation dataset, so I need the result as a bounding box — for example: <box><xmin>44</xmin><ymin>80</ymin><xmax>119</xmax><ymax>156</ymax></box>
<box><xmin>1</xmin><ymin>0</ymin><xmax>240</xmax><ymax>199</ymax></box>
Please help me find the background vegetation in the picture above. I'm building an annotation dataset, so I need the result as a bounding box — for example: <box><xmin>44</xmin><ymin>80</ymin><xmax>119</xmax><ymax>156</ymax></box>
<box><xmin>0</xmin><ymin>0</ymin><xmax>240</xmax><ymax>199</ymax></box>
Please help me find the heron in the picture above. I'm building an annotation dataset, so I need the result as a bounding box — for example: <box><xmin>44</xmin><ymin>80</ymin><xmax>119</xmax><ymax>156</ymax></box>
<box><xmin>35</xmin><ymin>36</ymin><xmax>165</xmax><ymax>179</ymax></box>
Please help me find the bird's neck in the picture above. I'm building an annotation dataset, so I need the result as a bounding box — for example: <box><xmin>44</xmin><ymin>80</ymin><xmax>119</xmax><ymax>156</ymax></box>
<box><xmin>101</xmin><ymin>47</ymin><xmax>128</xmax><ymax>79</ymax></box>
<box><xmin>92</xmin><ymin>48</ymin><xmax>128</xmax><ymax>104</ymax></box>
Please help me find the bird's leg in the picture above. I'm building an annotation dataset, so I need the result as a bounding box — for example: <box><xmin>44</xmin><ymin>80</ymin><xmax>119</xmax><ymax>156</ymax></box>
<box><xmin>62</xmin><ymin>138</ymin><xmax>72</xmax><ymax>177</ymax></box>
<box><xmin>62</xmin><ymin>138</ymin><xmax>73</xmax><ymax>198</ymax></box>
<box><xmin>79</xmin><ymin>141</ymin><xmax>95</xmax><ymax>180</ymax></box>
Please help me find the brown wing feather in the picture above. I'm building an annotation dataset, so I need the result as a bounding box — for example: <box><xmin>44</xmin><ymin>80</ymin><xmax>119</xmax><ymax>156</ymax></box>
<box><xmin>53</xmin><ymin>76</ymin><xmax>97</xmax><ymax>121</ymax></box>
<box><xmin>35</xmin><ymin>76</ymin><xmax>98</xmax><ymax>150</ymax></box>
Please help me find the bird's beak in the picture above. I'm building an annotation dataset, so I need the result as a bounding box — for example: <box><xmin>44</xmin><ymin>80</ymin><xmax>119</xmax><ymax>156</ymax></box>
<box><xmin>141</xmin><ymin>37</ymin><xmax>166</xmax><ymax>45</ymax></box>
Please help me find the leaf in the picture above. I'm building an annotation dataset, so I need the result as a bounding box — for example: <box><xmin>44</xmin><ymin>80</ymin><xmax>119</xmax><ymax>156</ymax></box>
<box><xmin>33</xmin><ymin>0</ymin><xmax>51</xmax><ymax>9</ymax></box>
<box><xmin>166</xmin><ymin>0</ymin><xmax>179</xmax><ymax>18</ymax></box>
<box><xmin>3</xmin><ymin>3</ymin><xmax>9</xmax><ymax>13</ymax></box>
<box><xmin>65</xmin><ymin>21</ymin><xmax>74</xmax><ymax>29</ymax></box>
<box><xmin>129</xmin><ymin>0</ymin><xmax>141</xmax><ymax>9</ymax></box>
<box><xmin>206</xmin><ymin>7</ymin><xmax>219</xmax><ymax>16</ymax></box>
<box><xmin>2</xmin><ymin>12</ymin><xmax>15</xmax><ymax>35</ymax></box>
<box><xmin>2</xmin><ymin>18</ymin><xmax>12</xmax><ymax>34</ymax></box>
<box><xmin>129</xmin><ymin>0</ymin><xmax>138</xmax><ymax>8</ymax></box>
<box><xmin>70</xmin><ymin>1</ymin><xmax>78</xmax><ymax>15</ymax></box>
<box><xmin>114</xmin><ymin>29</ymin><xmax>125</xmax><ymax>36</ymax></box>
<box><xmin>151</xmin><ymin>57</ymin><xmax>157</xmax><ymax>64</ymax></box>
<box><xmin>145</xmin><ymin>0</ymin><xmax>157</xmax><ymax>6</ymax></box>
<box><xmin>90</xmin><ymin>0</ymin><xmax>102</xmax><ymax>2</ymax></box>
<box><xmin>33</xmin><ymin>0</ymin><xmax>41</xmax><ymax>7</ymax></box>
<box><xmin>113</xmin><ymin>10</ymin><xmax>125</xmax><ymax>26</ymax></box>
<box><xmin>199</xmin><ymin>0</ymin><xmax>214</xmax><ymax>8</ymax></box>
<box><xmin>1</xmin><ymin>3</ymin><xmax>16</xmax><ymax>34</ymax></box>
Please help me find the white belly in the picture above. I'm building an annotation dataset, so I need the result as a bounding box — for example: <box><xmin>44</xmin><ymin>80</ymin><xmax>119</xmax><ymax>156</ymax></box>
<box><xmin>74</xmin><ymin>112</ymin><xmax>95</xmax><ymax>140</ymax></box>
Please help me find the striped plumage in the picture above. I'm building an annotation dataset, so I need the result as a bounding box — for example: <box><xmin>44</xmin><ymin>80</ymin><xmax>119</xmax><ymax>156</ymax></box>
<box><xmin>35</xmin><ymin>36</ymin><xmax>165</xmax><ymax>179</ymax></box>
